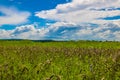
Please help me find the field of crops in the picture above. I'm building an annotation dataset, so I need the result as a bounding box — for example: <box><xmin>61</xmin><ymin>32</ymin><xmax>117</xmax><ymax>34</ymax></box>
<box><xmin>0</xmin><ymin>40</ymin><xmax>120</xmax><ymax>80</ymax></box>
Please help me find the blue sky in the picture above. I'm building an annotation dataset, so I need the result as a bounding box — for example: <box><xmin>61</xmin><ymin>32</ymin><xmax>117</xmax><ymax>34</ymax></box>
<box><xmin>0</xmin><ymin>0</ymin><xmax>120</xmax><ymax>40</ymax></box>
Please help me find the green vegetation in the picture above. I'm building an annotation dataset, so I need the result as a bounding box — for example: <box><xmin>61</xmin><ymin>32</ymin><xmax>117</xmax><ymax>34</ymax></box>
<box><xmin>0</xmin><ymin>40</ymin><xmax>120</xmax><ymax>80</ymax></box>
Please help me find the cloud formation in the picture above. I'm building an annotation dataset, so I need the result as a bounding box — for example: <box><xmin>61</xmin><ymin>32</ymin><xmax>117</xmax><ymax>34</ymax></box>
<box><xmin>10</xmin><ymin>25</ymin><xmax>48</xmax><ymax>39</ymax></box>
<box><xmin>1</xmin><ymin>0</ymin><xmax>120</xmax><ymax>41</ymax></box>
<box><xmin>35</xmin><ymin>0</ymin><xmax>120</xmax><ymax>24</ymax></box>
<box><xmin>1</xmin><ymin>22</ymin><xmax>120</xmax><ymax>41</ymax></box>
<box><xmin>33</xmin><ymin>0</ymin><xmax>120</xmax><ymax>40</ymax></box>
<box><xmin>0</xmin><ymin>6</ymin><xmax>31</xmax><ymax>25</ymax></box>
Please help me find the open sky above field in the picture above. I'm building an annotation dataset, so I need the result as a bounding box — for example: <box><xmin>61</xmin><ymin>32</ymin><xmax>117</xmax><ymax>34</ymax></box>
<box><xmin>0</xmin><ymin>0</ymin><xmax>120</xmax><ymax>40</ymax></box>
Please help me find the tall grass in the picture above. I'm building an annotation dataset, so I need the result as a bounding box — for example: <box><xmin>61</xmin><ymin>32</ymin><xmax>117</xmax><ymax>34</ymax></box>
<box><xmin>0</xmin><ymin>40</ymin><xmax>120</xmax><ymax>80</ymax></box>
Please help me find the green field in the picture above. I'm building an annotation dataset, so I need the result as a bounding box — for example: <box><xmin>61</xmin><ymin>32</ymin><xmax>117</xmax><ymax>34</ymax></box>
<box><xmin>0</xmin><ymin>40</ymin><xmax>120</xmax><ymax>80</ymax></box>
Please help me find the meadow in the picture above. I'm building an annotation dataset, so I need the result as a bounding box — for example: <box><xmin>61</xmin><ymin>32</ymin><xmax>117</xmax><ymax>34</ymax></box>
<box><xmin>0</xmin><ymin>40</ymin><xmax>120</xmax><ymax>80</ymax></box>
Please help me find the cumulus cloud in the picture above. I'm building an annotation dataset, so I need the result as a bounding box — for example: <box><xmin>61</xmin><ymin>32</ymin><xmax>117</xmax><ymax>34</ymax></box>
<box><xmin>35</xmin><ymin>0</ymin><xmax>120</xmax><ymax>24</ymax></box>
<box><xmin>1</xmin><ymin>22</ymin><xmax>120</xmax><ymax>41</ymax></box>
<box><xmin>114</xmin><ymin>31</ymin><xmax>120</xmax><ymax>40</ymax></box>
<box><xmin>1</xmin><ymin>0</ymin><xmax>120</xmax><ymax>40</ymax></box>
<box><xmin>0</xmin><ymin>29</ymin><xmax>11</xmax><ymax>39</ymax></box>
<box><xmin>0</xmin><ymin>6</ymin><xmax>31</xmax><ymax>25</ymax></box>
<box><xmin>10</xmin><ymin>25</ymin><xmax>49</xmax><ymax>39</ymax></box>
<box><xmin>33</xmin><ymin>0</ymin><xmax>120</xmax><ymax>41</ymax></box>
<box><xmin>0</xmin><ymin>24</ymin><xmax>48</xmax><ymax>40</ymax></box>
<box><xmin>45</xmin><ymin>21</ymin><xmax>120</xmax><ymax>41</ymax></box>
<box><xmin>2</xmin><ymin>0</ymin><xmax>120</xmax><ymax>41</ymax></box>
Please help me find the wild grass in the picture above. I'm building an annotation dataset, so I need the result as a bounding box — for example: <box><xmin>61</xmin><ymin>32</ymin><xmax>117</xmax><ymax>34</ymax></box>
<box><xmin>0</xmin><ymin>40</ymin><xmax>120</xmax><ymax>80</ymax></box>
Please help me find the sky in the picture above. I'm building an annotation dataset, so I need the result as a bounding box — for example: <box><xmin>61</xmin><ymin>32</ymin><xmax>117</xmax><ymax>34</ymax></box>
<box><xmin>0</xmin><ymin>0</ymin><xmax>120</xmax><ymax>41</ymax></box>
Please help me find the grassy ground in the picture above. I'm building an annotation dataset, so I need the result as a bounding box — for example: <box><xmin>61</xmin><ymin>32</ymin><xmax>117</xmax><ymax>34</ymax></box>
<box><xmin>0</xmin><ymin>40</ymin><xmax>120</xmax><ymax>80</ymax></box>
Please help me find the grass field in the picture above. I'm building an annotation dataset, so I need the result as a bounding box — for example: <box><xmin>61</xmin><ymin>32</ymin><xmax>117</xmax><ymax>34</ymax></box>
<box><xmin>0</xmin><ymin>40</ymin><xmax>120</xmax><ymax>80</ymax></box>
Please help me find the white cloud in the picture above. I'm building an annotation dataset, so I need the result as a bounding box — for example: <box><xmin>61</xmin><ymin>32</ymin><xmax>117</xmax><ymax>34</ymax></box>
<box><xmin>2</xmin><ymin>0</ymin><xmax>120</xmax><ymax>40</ymax></box>
<box><xmin>1</xmin><ymin>21</ymin><xmax>120</xmax><ymax>40</ymax></box>
<box><xmin>0</xmin><ymin>29</ymin><xmax>11</xmax><ymax>38</ymax></box>
<box><xmin>34</xmin><ymin>0</ymin><xmax>120</xmax><ymax>41</ymax></box>
<box><xmin>35</xmin><ymin>0</ymin><xmax>120</xmax><ymax>24</ymax></box>
<box><xmin>0</xmin><ymin>6</ymin><xmax>31</xmax><ymax>25</ymax></box>
<box><xmin>95</xmin><ymin>30</ymin><xmax>111</xmax><ymax>39</ymax></box>
<box><xmin>112</xmin><ymin>21</ymin><xmax>120</xmax><ymax>27</ymax></box>
<box><xmin>11</xmin><ymin>25</ymin><xmax>48</xmax><ymax>39</ymax></box>
<box><xmin>0</xmin><ymin>24</ymin><xmax>48</xmax><ymax>40</ymax></box>
<box><xmin>113</xmin><ymin>31</ymin><xmax>120</xmax><ymax>40</ymax></box>
<box><xmin>44</xmin><ymin>21</ymin><xmax>120</xmax><ymax>41</ymax></box>
<box><xmin>47</xmin><ymin>22</ymin><xmax>77</xmax><ymax>32</ymax></box>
